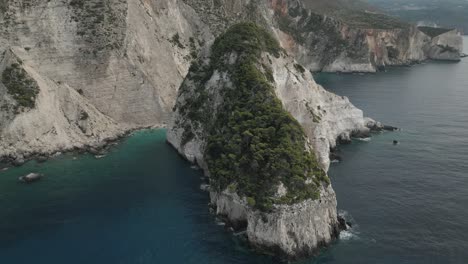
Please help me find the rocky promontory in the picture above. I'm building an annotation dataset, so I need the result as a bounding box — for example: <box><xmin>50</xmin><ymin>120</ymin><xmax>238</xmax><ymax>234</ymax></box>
<box><xmin>167</xmin><ymin>22</ymin><xmax>375</xmax><ymax>259</ymax></box>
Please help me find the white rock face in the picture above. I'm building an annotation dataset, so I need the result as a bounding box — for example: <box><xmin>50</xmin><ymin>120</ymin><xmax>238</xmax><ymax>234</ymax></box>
<box><xmin>0</xmin><ymin>0</ymin><xmax>462</xmax><ymax>160</ymax></box>
<box><xmin>426</xmin><ymin>30</ymin><xmax>464</xmax><ymax>61</ymax></box>
<box><xmin>167</xmin><ymin>45</ymin><xmax>371</xmax><ymax>258</ymax></box>
<box><xmin>209</xmin><ymin>185</ymin><xmax>339</xmax><ymax>258</ymax></box>
<box><xmin>0</xmin><ymin>50</ymin><xmax>124</xmax><ymax>161</ymax></box>
<box><xmin>269</xmin><ymin>54</ymin><xmax>370</xmax><ymax>170</ymax></box>
<box><xmin>247</xmin><ymin>185</ymin><xmax>339</xmax><ymax>257</ymax></box>
<box><xmin>0</xmin><ymin>0</ymin><xmax>213</xmax><ymax>160</ymax></box>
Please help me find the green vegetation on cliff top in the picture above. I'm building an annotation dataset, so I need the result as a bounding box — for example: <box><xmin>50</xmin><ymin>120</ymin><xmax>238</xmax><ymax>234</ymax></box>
<box><xmin>176</xmin><ymin>23</ymin><xmax>328</xmax><ymax>211</ymax></box>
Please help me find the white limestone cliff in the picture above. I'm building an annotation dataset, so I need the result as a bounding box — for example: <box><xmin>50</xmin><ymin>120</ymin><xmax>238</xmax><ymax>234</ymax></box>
<box><xmin>0</xmin><ymin>49</ymin><xmax>124</xmax><ymax>163</ymax></box>
<box><xmin>167</xmin><ymin>41</ymin><xmax>372</xmax><ymax>258</ymax></box>
<box><xmin>0</xmin><ymin>0</ymin><xmax>463</xmax><ymax>161</ymax></box>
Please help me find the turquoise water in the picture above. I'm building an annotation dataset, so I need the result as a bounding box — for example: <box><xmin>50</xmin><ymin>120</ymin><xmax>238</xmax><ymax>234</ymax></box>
<box><xmin>1</xmin><ymin>38</ymin><xmax>467</xmax><ymax>263</ymax></box>
<box><xmin>0</xmin><ymin>130</ymin><xmax>273</xmax><ymax>263</ymax></box>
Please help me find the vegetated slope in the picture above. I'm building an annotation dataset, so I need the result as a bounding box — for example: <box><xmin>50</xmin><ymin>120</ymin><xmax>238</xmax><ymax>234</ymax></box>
<box><xmin>167</xmin><ymin>22</ymin><xmax>377</xmax><ymax>259</ymax></box>
<box><xmin>174</xmin><ymin>23</ymin><xmax>328</xmax><ymax>211</ymax></box>
<box><xmin>301</xmin><ymin>0</ymin><xmax>408</xmax><ymax>29</ymax></box>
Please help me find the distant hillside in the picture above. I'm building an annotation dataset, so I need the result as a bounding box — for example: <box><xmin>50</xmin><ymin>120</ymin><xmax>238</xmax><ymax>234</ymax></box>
<box><xmin>302</xmin><ymin>0</ymin><xmax>374</xmax><ymax>14</ymax></box>
<box><xmin>301</xmin><ymin>0</ymin><xmax>409</xmax><ymax>29</ymax></box>
<box><xmin>367</xmin><ymin>0</ymin><xmax>468</xmax><ymax>34</ymax></box>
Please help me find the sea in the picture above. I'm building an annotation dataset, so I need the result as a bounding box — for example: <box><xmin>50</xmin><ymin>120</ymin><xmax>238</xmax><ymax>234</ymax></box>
<box><xmin>0</xmin><ymin>37</ymin><xmax>467</xmax><ymax>263</ymax></box>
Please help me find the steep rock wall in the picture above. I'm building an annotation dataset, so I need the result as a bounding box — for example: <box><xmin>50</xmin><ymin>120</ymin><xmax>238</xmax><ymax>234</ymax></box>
<box><xmin>0</xmin><ymin>0</ymin><xmax>212</xmax><ymax>160</ymax></box>
<box><xmin>0</xmin><ymin>0</ymin><xmax>210</xmax><ymax>126</ymax></box>
<box><xmin>0</xmin><ymin>49</ymin><xmax>123</xmax><ymax>162</ymax></box>
<box><xmin>275</xmin><ymin>0</ymin><xmax>463</xmax><ymax>72</ymax></box>
<box><xmin>0</xmin><ymin>0</ymin><xmax>462</xmax><ymax>160</ymax></box>
<box><xmin>425</xmin><ymin>29</ymin><xmax>464</xmax><ymax>61</ymax></box>
<box><xmin>166</xmin><ymin>24</ymin><xmax>373</xmax><ymax>258</ymax></box>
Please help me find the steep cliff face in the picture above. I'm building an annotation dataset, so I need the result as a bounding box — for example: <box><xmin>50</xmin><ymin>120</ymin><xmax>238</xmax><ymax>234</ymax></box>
<box><xmin>274</xmin><ymin>0</ymin><xmax>463</xmax><ymax>72</ymax></box>
<box><xmin>0</xmin><ymin>0</ymin><xmax>211</xmax><ymax>126</ymax></box>
<box><xmin>167</xmin><ymin>23</ymin><xmax>372</xmax><ymax>259</ymax></box>
<box><xmin>0</xmin><ymin>0</ymin><xmax>212</xmax><ymax>161</ymax></box>
<box><xmin>0</xmin><ymin>49</ymin><xmax>123</xmax><ymax>162</ymax></box>
<box><xmin>0</xmin><ymin>0</ymin><xmax>462</xmax><ymax>160</ymax></box>
<box><xmin>419</xmin><ymin>28</ymin><xmax>464</xmax><ymax>61</ymax></box>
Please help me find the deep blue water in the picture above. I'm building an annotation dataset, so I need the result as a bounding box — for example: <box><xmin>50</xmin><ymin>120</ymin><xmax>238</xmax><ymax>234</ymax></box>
<box><xmin>1</xmin><ymin>38</ymin><xmax>467</xmax><ymax>263</ymax></box>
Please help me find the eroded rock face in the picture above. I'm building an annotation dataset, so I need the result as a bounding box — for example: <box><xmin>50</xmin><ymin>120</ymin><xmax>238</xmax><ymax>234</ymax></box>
<box><xmin>166</xmin><ymin>23</ymin><xmax>371</xmax><ymax>259</ymax></box>
<box><xmin>0</xmin><ymin>0</ymin><xmax>212</xmax><ymax>160</ymax></box>
<box><xmin>210</xmin><ymin>185</ymin><xmax>339</xmax><ymax>259</ymax></box>
<box><xmin>0</xmin><ymin>49</ymin><xmax>124</xmax><ymax>162</ymax></box>
<box><xmin>273</xmin><ymin>0</ymin><xmax>463</xmax><ymax>72</ymax></box>
<box><xmin>247</xmin><ymin>185</ymin><xmax>339</xmax><ymax>258</ymax></box>
<box><xmin>424</xmin><ymin>29</ymin><xmax>464</xmax><ymax>61</ymax></box>
<box><xmin>0</xmin><ymin>0</ymin><xmax>462</xmax><ymax>160</ymax></box>
<box><xmin>269</xmin><ymin>54</ymin><xmax>371</xmax><ymax>170</ymax></box>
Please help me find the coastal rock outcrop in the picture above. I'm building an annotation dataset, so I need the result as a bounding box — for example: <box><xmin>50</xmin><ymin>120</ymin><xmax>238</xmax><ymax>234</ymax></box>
<box><xmin>418</xmin><ymin>27</ymin><xmax>464</xmax><ymax>61</ymax></box>
<box><xmin>167</xmin><ymin>23</ymin><xmax>372</xmax><ymax>259</ymax></box>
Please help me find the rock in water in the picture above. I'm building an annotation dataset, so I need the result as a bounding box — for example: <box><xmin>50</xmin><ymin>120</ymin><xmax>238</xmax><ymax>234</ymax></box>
<box><xmin>19</xmin><ymin>173</ymin><xmax>43</xmax><ymax>183</ymax></box>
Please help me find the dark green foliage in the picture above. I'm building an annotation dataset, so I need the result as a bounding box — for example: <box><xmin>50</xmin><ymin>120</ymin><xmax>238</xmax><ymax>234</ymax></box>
<box><xmin>171</xmin><ymin>33</ymin><xmax>185</xmax><ymax>49</ymax></box>
<box><xmin>418</xmin><ymin>26</ymin><xmax>453</xmax><ymax>38</ymax></box>
<box><xmin>80</xmin><ymin>111</ymin><xmax>89</xmax><ymax>120</ymax></box>
<box><xmin>294</xmin><ymin>63</ymin><xmax>306</xmax><ymax>74</ymax></box>
<box><xmin>386</xmin><ymin>46</ymin><xmax>400</xmax><ymax>59</ymax></box>
<box><xmin>210</xmin><ymin>23</ymin><xmax>281</xmax><ymax>66</ymax></box>
<box><xmin>339</xmin><ymin>11</ymin><xmax>409</xmax><ymax>29</ymax></box>
<box><xmin>1</xmin><ymin>63</ymin><xmax>39</xmax><ymax>109</ymax></box>
<box><xmin>177</xmin><ymin>23</ymin><xmax>328</xmax><ymax>211</ymax></box>
<box><xmin>189</xmin><ymin>37</ymin><xmax>198</xmax><ymax>59</ymax></box>
<box><xmin>68</xmin><ymin>0</ymin><xmax>126</xmax><ymax>57</ymax></box>
<box><xmin>277</xmin><ymin>10</ymin><xmax>352</xmax><ymax>64</ymax></box>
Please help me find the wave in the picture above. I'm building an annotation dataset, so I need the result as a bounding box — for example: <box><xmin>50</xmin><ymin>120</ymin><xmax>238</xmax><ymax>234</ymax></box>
<box><xmin>356</xmin><ymin>137</ymin><xmax>371</xmax><ymax>142</ymax></box>
<box><xmin>339</xmin><ymin>230</ymin><xmax>358</xmax><ymax>241</ymax></box>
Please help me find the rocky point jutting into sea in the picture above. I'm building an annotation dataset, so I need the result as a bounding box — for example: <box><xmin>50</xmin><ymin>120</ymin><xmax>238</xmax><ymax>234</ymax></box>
<box><xmin>167</xmin><ymin>23</ymin><xmax>380</xmax><ymax>259</ymax></box>
<box><xmin>0</xmin><ymin>0</ymin><xmax>464</xmax><ymax>260</ymax></box>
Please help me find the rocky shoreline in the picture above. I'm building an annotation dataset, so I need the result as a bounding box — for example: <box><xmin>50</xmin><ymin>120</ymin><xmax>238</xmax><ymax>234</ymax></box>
<box><xmin>0</xmin><ymin>125</ymin><xmax>165</xmax><ymax>167</ymax></box>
